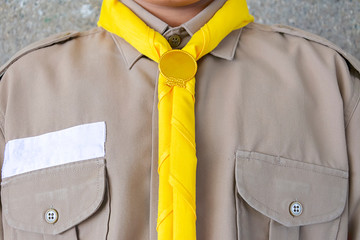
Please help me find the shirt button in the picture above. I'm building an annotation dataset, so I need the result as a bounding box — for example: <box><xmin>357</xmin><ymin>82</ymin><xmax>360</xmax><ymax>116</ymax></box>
<box><xmin>168</xmin><ymin>34</ymin><xmax>182</xmax><ymax>48</ymax></box>
<box><xmin>289</xmin><ymin>201</ymin><xmax>303</xmax><ymax>217</ymax></box>
<box><xmin>45</xmin><ymin>209</ymin><xmax>59</xmax><ymax>224</ymax></box>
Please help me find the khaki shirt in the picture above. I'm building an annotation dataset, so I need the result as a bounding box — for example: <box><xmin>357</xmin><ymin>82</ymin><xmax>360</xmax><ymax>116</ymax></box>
<box><xmin>0</xmin><ymin>1</ymin><xmax>360</xmax><ymax>239</ymax></box>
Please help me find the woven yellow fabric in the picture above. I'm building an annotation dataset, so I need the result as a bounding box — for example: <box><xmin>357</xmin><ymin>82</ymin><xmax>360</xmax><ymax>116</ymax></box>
<box><xmin>98</xmin><ymin>0</ymin><xmax>253</xmax><ymax>239</ymax></box>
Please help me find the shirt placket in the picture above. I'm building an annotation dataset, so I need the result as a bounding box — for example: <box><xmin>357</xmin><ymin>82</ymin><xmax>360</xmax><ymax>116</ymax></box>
<box><xmin>150</xmin><ymin>72</ymin><xmax>159</xmax><ymax>240</ymax></box>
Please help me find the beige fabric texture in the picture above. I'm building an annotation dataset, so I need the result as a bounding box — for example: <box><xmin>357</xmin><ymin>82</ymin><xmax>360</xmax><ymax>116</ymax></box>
<box><xmin>0</xmin><ymin>1</ymin><xmax>360</xmax><ymax>239</ymax></box>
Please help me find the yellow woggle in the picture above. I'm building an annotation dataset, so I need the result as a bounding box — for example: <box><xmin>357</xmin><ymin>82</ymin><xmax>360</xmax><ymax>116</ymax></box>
<box><xmin>159</xmin><ymin>50</ymin><xmax>197</xmax><ymax>88</ymax></box>
<box><xmin>98</xmin><ymin>0</ymin><xmax>254</xmax><ymax>239</ymax></box>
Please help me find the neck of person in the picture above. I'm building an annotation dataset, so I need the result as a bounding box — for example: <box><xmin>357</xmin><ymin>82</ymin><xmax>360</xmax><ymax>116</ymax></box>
<box><xmin>134</xmin><ymin>0</ymin><xmax>214</xmax><ymax>27</ymax></box>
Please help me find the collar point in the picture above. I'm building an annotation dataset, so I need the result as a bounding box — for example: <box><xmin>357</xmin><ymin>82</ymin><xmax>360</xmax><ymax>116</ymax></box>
<box><xmin>209</xmin><ymin>28</ymin><xmax>242</xmax><ymax>61</ymax></box>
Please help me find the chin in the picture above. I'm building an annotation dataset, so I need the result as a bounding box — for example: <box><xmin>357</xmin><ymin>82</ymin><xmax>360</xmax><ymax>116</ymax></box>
<box><xmin>140</xmin><ymin>0</ymin><xmax>205</xmax><ymax>7</ymax></box>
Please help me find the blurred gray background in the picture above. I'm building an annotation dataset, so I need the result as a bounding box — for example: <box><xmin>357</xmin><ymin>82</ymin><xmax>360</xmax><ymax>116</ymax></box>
<box><xmin>1</xmin><ymin>0</ymin><xmax>359</xmax><ymax>66</ymax></box>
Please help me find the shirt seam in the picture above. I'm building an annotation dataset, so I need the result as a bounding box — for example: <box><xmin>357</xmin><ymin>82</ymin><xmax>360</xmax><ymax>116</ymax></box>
<box><xmin>244</xmin><ymin>23</ymin><xmax>360</xmax><ymax>73</ymax></box>
<box><xmin>345</xmin><ymin>80</ymin><xmax>360</xmax><ymax>129</ymax></box>
<box><xmin>0</xmin><ymin>27</ymin><xmax>103</xmax><ymax>77</ymax></box>
<box><xmin>0</xmin><ymin>109</ymin><xmax>5</xmax><ymax>138</ymax></box>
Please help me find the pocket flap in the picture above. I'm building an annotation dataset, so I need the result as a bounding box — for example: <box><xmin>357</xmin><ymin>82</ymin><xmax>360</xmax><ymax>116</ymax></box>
<box><xmin>235</xmin><ymin>150</ymin><xmax>348</xmax><ymax>227</ymax></box>
<box><xmin>1</xmin><ymin>158</ymin><xmax>106</xmax><ymax>235</ymax></box>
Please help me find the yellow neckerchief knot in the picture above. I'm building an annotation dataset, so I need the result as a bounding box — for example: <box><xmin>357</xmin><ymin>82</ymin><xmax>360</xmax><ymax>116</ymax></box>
<box><xmin>98</xmin><ymin>0</ymin><xmax>254</xmax><ymax>239</ymax></box>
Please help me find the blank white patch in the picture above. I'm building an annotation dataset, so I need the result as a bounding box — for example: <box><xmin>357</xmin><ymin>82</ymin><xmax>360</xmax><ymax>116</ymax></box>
<box><xmin>2</xmin><ymin>122</ymin><xmax>106</xmax><ymax>179</ymax></box>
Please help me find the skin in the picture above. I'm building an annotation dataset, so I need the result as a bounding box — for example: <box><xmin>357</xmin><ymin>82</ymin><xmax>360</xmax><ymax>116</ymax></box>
<box><xmin>134</xmin><ymin>0</ymin><xmax>214</xmax><ymax>27</ymax></box>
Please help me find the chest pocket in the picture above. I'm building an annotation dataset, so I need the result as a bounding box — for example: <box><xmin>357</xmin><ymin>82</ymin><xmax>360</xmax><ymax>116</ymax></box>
<box><xmin>235</xmin><ymin>150</ymin><xmax>348</xmax><ymax>240</ymax></box>
<box><xmin>1</xmin><ymin>158</ymin><xmax>109</xmax><ymax>240</ymax></box>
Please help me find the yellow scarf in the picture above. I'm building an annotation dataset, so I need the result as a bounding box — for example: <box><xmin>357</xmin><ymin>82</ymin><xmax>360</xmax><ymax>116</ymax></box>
<box><xmin>98</xmin><ymin>1</ymin><xmax>253</xmax><ymax>239</ymax></box>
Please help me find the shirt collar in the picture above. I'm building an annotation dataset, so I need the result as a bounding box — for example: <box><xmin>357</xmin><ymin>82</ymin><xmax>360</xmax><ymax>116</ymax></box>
<box><xmin>111</xmin><ymin>0</ymin><xmax>243</xmax><ymax>69</ymax></box>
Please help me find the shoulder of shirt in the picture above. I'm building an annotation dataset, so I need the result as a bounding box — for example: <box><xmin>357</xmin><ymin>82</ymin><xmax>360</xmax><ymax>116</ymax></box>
<box><xmin>0</xmin><ymin>27</ymin><xmax>104</xmax><ymax>79</ymax></box>
<box><xmin>244</xmin><ymin>22</ymin><xmax>360</xmax><ymax>74</ymax></box>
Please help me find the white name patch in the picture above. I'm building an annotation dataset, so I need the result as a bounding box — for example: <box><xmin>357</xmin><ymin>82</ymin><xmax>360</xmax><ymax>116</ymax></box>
<box><xmin>2</xmin><ymin>122</ymin><xmax>106</xmax><ymax>179</ymax></box>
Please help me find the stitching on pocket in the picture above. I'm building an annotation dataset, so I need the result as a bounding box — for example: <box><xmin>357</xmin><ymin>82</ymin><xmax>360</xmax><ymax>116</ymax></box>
<box><xmin>235</xmin><ymin>150</ymin><xmax>348</xmax><ymax>223</ymax></box>
<box><xmin>2</xmin><ymin>158</ymin><xmax>105</xmax><ymax>184</ymax></box>
<box><xmin>1</xmin><ymin>158</ymin><xmax>106</xmax><ymax>235</ymax></box>
<box><xmin>236</xmin><ymin>150</ymin><xmax>348</xmax><ymax>179</ymax></box>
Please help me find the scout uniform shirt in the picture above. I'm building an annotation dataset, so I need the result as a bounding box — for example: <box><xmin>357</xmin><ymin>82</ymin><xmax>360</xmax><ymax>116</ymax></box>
<box><xmin>0</xmin><ymin>0</ymin><xmax>360</xmax><ymax>239</ymax></box>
